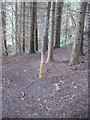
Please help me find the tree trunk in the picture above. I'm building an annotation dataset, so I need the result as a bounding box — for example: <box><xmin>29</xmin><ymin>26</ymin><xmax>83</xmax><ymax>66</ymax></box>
<box><xmin>45</xmin><ymin>2</ymin><xmax>51</xmax><ymax>51</ymax></box>
<box><xmin>34</xmin><ymin>2</ymin><xmax>38</xmax><ymax>52</ymax></box>
<box><xmin>70</xmin><ymin>2</ymin><xmax>87</xmax><ymax>65</ymax></box>
<box><xmin>65</xmin><ymin>4</ymin><xmax>69</xmax><ymax>46</ymax></box>
<box><xmin>88</xmin><ymin>1</ymin><xmax>90</xmax><ymax>53</ymax></box>
<box><xmin>12</xmin><ymin>5</ymin><xmax>14</xmax><ymax>46</ymax></box>
<box><xmin>80</xmin><ymin>29</ymin><xmax>85</xmax><ymax>56</ymax></box>
<box><xmin>23</xmin><ymin>2</ymin><xmax>25</xmax><ymax>52</ymax></box>
<box><xmin>15</xmin><ymin>1</ymin><xmax>18</xmax><ymax>52</ymax></box>
<box><xmin>36</xmin><ymin>23</ymin><xmax>38</xmax><ymax>51</ymax></box>
<box><xmin>2</xmin><ymin>3</ymin><xmax>8</xmax><ymax>56</ymax></box>
<box><xmin>30</xmin><ymin>2</ymin><xmax>35</xmax><ymax>53</ymax></box>
<box><xmin>0</xmin><ymin>2</ymin><xmax>2</xmax><ymax>55</ymax></box>
<box><xmin>46</xmin><ymin>2</ymin><xmax>55</xmax><ymax>63</ymax></box>
<box><xmin>39</xmin><ymin>2</ymin><xmax>51</xmax><ymax>78</ymax></box>
<box><xmin>42</xmin><ymin>2</ymin><xmax>51</xmax><ymax>53</ymax></box>
<box><xmin>55</xmin><ymin>2</ymin><xmax>63</xmax><ymax>48</ymax></box>
<box><xmin>18</xmin><ymin>2</ymin><xmax>22</xmax><ymax>52</ymax></box>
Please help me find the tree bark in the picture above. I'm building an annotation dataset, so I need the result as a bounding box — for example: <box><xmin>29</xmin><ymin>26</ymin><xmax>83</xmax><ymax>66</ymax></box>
<box><xmin>42</xmin><ymin>2</ymin><xmax>51</xmax><ymax>53</ymax></box>
<box><xmin>88</xmin><ymin>1</ymin><xmax>90</xmax><ymax>56</ymax></box>
<box><xmin>39</xmin><ymin>2</ymin><xmax>51</xmax><ymax>78</ymax></box>
<box><xmin>30</xmin><ymin>2</ymin><xmax>35</xmax><ymax>53</ymax></box>
<box><xmin>35</xmin><ymin>24</ymin><xmax>38</xmax><ymax>51</ymax></box>
<box><xmin>45</xmin><ymin>2</ymin><xmax>51</xmax><ymax>51</ymax></box>
<box><xmin>2</xmin><ymin>3</ymin><xmax>8</xmax><ymax>56</ymax></box>
<box><xmin>0</xmin><ymin>2</ymin><xmax>2</xmax><ymax>55</ymax></box>
<box><xmin>46</xmin><ymin>2</ymin><xmax>55</xmax><ymax>63</ymax></box>
<box><xmin>65</xmin><ymin>4</ymin><xmax>69</xmax><ymax>46</ymax></box>
<box><xmin>15</xmin><ymin>1</ymin><xmax>18</xmax><ymax>52</ymax></box>
<box><xmin>80</xmin><ymin>29</ymin><xmax>85</xmax><ymax>56</ymax></box>
<box><xmin>70</xmin><ymin>2</ymin><xmax>87</xmax><ymax>65</ymax></box>
<box><xmin>12</xmin><ymin>5</ymin><xmax>14</xmax><ymax>46</ymax></box>
<box><xmin>34</xmin><ymin>2</ymin><xmax>38</xmax><ymax>52</ymax></box>
<box><xmin>23</xmin><ymin>2</ymin><xmax>25</xmax><ymax>52</ymax></box>
<box><xmin>55</xmin><ymin>2</ymin><xmax>63</xmax><ymax>48</ymax></box>
<box><xmin>18</xmin><ymin>2</ymin><xmax>22</xmax><ymax>52</ymax></box>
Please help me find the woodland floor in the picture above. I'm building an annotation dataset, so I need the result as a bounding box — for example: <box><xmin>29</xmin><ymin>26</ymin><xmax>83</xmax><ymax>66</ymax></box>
<box><xmin>2</xmin><ymin>41</ymin><xmax>88</xmax><ymax>118</ymax></box>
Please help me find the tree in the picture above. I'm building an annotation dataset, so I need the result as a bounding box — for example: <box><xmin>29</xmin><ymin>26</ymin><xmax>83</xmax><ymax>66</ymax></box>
<box><xmin>70</xmin><ymin>1</ymin><xmax>87</xmax><ymax>65</ymax></box>
<box><xmin>29</xmin><ymin>2</ymin><xmax>35</xmax><ymax>53</ymax></box>
<box><xmin>46</xmin><ymin>2</ymin><xmax>56</xmax><ymax>63</ymax></box>
<box><xmin>80</xmin><ymin>30</ymin><xmax>85</xmax><ymax>56</ymax></box>
<box><xmin>18</xmin><ymin>2</ymin><xmax>22</xmax><ymax>52</ymax></box>
<box><xmin>88</xmin><ymin>1</ymin><xmax>90</xmax><ymax>45</ymax></box>
<box><xmin>42</xmin><ymin>2</ymin><xmax>51</xmax><ymax>53</ymax></box>
<box><xmin>45</xmin><ymin>2</ymin><xmax>51</xmax><ymax>51</ymax></box>
<box><xmin>23</xmin><ymin>2</ymin><xmax>25</xmax><ymax>52</ymax></box>
<box><xmin>65</xmin><ymin>3</ymin><xmax>69</xmax><ymax>46</ymax></box>
<box><xmin>2</xmin><ymin>2</ymin><xmax>8</xmax><ymax>56</ymax></box>
<box><xmin>39</xmin><ymin>2</ymin><xmax>51</xmax><ymax>78</ymax></box>
<box><xmin>15</xmin><ymin>1</ymin><xmax>18</xmax><ymax>52</ymax></box>
<box><xmin>34</xmin><ymin>2</ymin><xmax>38</xmax><ymax>51</ymax></box>
<box><xmin>11</xmin><ymin>4</ymin><xmax>14</xmax><ymax>46</ymax></box>
<box><xmin>55</xmin><ymin>2</ymin><xmax>63</xmax><ymax>48</ymax></box>
<box><xmin>0</xmin><ymin>2</ymin><xmax>2</xmax><ymax>54</ymax></box>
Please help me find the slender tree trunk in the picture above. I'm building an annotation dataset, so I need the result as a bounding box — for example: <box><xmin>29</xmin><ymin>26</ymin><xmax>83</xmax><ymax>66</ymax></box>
<box><xmin>34</xmin><ymin>2</ymin><xmax>38</xmax><ymax>51</ymax></box>
<box><xmin>0</xmin><ymin>2</ymin><xmax>2</xmax><ymax>55</ymax></box>
<box><xmin>69</xmin><ymin>9</ymin><xmax>76</xmax><ymax>27</ymax></box>
<box><xmin>15</xmin><ymin>1</ymin><xmax>18</xmax><ymax>52</ymax></box>
<box><xmin>39</xmin><ymin>2</ymin><xmax>51</xmax><ymax>78</ymax></box>
<box><xmin>80</xmin><ymin>28</ymin><xmax>85</xmax><ymax>56</ymax></box>
<box><xmin>45</xmin><ymin>2</ymin><xmax>51</xmax><ymax>50</ymax></box>
<box><xmin>18</xmin><ymin>2</ymin><xmax>22</xmax><ymax>52</ymax></box>
<box><xmin>70</xmin><ymin>2</ymin><xmax>87</xmax><ymax>65</ymax></box>
<box><xmin>42</xmin><ymin>2</ymin><xmax>51</xmax><ymax>53</ymax></box>
<box><xmin>36</xmin><ymin>23</ymin><xmax>38</xmax><ymax>51</ymax></box>
<box><xmin>2</xmin><ymin>3</ymin><xmax>8</xmax><ymax>56</ymax></box>
<box><xmin>23</xmin><ymin>2</ymin><xmax>25</xmax><ymax>52</ymax></box>
<box><xmin>65</xmin><ymin>4</ymin><xmax>69</xmax><ymax>46</ymax></box>
<box><xmin>88</xmin><ymin>1</ymin><xmax>90</xmax><ymax>49</ymax></box>
<box><xmin>46</xmin><ymin>2</ymin><xmax>55</xmax><ymax>63</ymax></box>
<box><xmin>30</xmin><ymin>2</ymin><xmax>35</xmax><ymax>53</ymax></box>
<box><xmin>12</xmin><ymin>5</ymin><xmax>14</xmax><ymax>46</ymax></box>
<box><xmin>55</xmin><ymin>2</ymin><xmax>63</xmax><ymax>48</ymax></box>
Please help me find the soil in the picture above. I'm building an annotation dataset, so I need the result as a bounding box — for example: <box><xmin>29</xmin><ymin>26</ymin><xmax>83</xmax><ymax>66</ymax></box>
<box><xmin>2</xmin><ymin>41</ymin><xmax>88</xmax><ymax>118</ymax></box>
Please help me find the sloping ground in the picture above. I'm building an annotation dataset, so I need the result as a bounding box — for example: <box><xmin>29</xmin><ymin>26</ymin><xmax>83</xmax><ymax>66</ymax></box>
<box><xmin>2</xmin><ymin>41</ymin><xmax>88</xmax><ymax>118</ymax></box>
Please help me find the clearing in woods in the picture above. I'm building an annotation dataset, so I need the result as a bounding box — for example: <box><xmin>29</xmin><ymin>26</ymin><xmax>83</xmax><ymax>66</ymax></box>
<box><xmin>2</xmin><ymin>41</ymin><xmax>88</xmax><ymax>118</ymax></box>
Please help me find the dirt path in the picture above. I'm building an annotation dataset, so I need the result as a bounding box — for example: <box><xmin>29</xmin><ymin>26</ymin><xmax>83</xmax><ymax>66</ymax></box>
<box><xmin>2</xmin><ymin>42</ymin><xmax>88</xmax><ymax>118</ymax></box>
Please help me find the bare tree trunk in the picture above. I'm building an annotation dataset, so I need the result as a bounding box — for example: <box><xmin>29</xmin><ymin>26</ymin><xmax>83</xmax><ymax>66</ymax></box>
<box><xmin>18</xmin><ymin>2</ymin><xmax>22</xmax><ymax>52</ymax></box>
<box><xmin>70</xmin><ymin>2</ymin><xmax>87</xmax><ymax>65</ymax></box>
<box><xmin>80</xmin><ymin>28</ymin><xmax>85</xmax><ymax>56</ymax></box>
<box><xmin>15</xmin><ymin>1</ymin><xmax>18</xmax><ymax>52</ymax></box>
<box><xmin>30</xmin><ymin>2</ymin><xmax>35</xmax><ymax>53</ymax></box>
<box><xmin>65</xmin><ymin>4</ymin><xmax>69</xmax><ymax>46</ymax></box>
<box><xmin>23</xmin><ymin>2</ymin><xmax>25</xmax><ymax>52</ymax></box>
<box><xmin>55</xmin><ymin>2</ymin><xmax>63</xmax><ymax>48</ymax></box>
<box><xmin>39</xmin><ymin>2</ymin><xmax>51</xmax><ymax>78</ymax></box>
<box><xmin>12</xmin><ymin>5</ymin><xmax>14</xmax><ymax>46</ymax></box>
<box><xmin>42</xmin><ymin>2</ymin><xmax>51</xmax><ymax>54</ymax></box>
<box><xmin>2</xmin><ymin>3</ymin><xmax>8</xmax><ymax>56</ymax></box>
<box><xmin>45</xmin><ymin>2</ymin><xmax>51</xmax><ymax>51</ymax></box>
<box><xmin>36</xmin><ymin>23</ymin><xmax>38</xmax><ymax>51</ymax></box>
<box><xmin>34</xmin><ymin>2</ymin><xmax>38</xmax><ymax>52</ymax></box>
<box><xmin>88</xmin><ymin>1</ymin><xmax>90</xmax><ymax>51</ymax></box>
<box><xmin>46</xmin><ymin>2</ymin><xmax>55</xmax><ymax>63</ymax></box>
<box><xmin>0</xmin><ymin>2</ymin><xmax>2</xmax><ymax>55</ymax></box>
